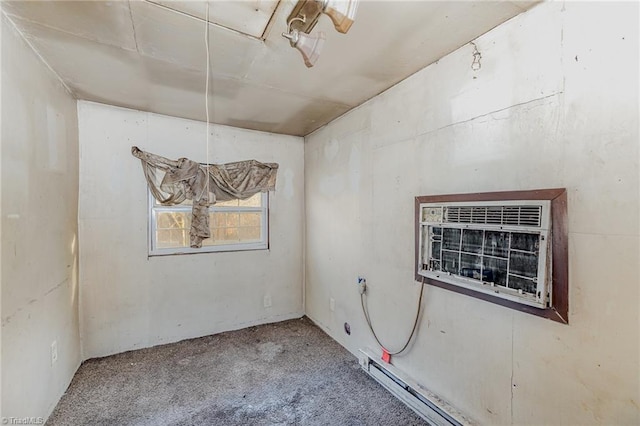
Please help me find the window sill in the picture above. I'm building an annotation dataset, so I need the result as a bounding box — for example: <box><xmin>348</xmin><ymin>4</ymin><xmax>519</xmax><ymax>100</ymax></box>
<box><xmin>149</xmin><ymin>243</ymin><xmax>269</xmax><ymax>257</ymax></box>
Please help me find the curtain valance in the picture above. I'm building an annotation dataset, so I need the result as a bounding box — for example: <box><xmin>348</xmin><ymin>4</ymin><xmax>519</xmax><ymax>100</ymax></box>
<box><xmin>132</xmin><ymin>146</ymin><xmax>278</xmax><ymax>248</ymax></box>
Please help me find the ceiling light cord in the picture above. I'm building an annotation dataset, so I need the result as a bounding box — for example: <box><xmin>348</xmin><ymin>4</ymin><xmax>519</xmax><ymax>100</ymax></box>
<box><xmin>204</xmin><ymin>1</ymin><xmax>211</xmax><ymax>197</ymax></box>
<box><xmin>361</xmin><ymin>277</ymin><xmax>426</xmax><ymax>356</ymax></box>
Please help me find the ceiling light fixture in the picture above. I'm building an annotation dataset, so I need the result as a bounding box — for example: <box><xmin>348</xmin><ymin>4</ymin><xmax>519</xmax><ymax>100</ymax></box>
<box><xmin>282</xmin><ymin>0</ymin><xmax>359</xmax><ymax>67</ymax></box>
<box><xmin>282</xmin><ymin>16</ymin><xmax>326</xmax><ymax>68</ymax></box>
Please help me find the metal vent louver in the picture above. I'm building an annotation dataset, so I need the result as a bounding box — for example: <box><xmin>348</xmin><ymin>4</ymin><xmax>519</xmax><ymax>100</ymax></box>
<box><xmin>444</xmin><ymin>205</ymin><xmax>542</xmax><ymax>227</ymax></box>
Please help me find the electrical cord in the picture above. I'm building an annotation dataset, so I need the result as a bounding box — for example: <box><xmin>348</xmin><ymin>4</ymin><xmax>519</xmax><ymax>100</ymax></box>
<box><xmin>204</xmin><ymin>1</ymin><xmax>211</xmax><ymax>196</ymax></box>
<box><xmin>361</xmin><ymin>277</ymin><xmax>426</xmax><ymax>356</ymax></box>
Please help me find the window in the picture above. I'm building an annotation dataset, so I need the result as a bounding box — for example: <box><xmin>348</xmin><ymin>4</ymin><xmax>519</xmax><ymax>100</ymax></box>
<box><xmin>415</xmin><ymin>189</ymin><xmax>568</xmax><ymax>323</ymax></box>
<box><xmin>149</xmin><ymin>192</ymin><xmax>269</xmax><ymax>256</ymax></box>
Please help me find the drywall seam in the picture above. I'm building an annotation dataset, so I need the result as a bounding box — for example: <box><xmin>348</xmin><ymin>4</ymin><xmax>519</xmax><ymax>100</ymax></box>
<box><xmin>77</xmin><ymin>101</ymin><xmax>86</xmax><ymax>362</ymax></box>
<box><xmin>2</xmin><ymin>12</ymin><xmax>74</xmax><ymax>97</ymax></box>
<box><xmin>301</xmin><ymin>129</ymin><xmax>307</xmax><ymax>313</ymax></box>
<box><xmin>127</xmin><ymin>0</ymin><xmax>140</xmax><ymax>53</ymax></box>
<box><xmin>259</xmin><ymin>0</ymin><xmax>281</xmax><ymax>40</ymax></box>
<box><xmin>2</xmin><ymin>10</ymin><xmax>137</xmax><ymax>54</ymax></box>
<box><xmin>143</xmin><ymin>0</ymin><xmax>265</xmax><ymax>43</ymax></box>
<box><xmin>363</xmin><ymin>91</ymin><xmax>564</xmax><ymax>153</ymax></box>
<box><xmin>0</xmin><ymin>11</ymin><xmax>3</xmax><ymax>418</ymax></box>
<box><xmin>510</xmin><ymin>318</ymin><xmax>514</xmax><ymax>423</ymax></box>
<box><xmin>411</xmin><ymin>92</ymin><xmax>563</xmax><ymax>144</ymax></box>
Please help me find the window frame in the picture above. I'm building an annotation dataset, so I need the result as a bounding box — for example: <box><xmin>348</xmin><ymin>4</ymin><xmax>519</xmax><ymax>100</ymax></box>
<box><xmin>149</xmin><ymin>191</ymin><xmax>269</xmax><ymax>256</ymax></box>
<box><xmin>415</xmin><ymin>188</ymin><xmax>568</xmax><ymax>324</ymax></box>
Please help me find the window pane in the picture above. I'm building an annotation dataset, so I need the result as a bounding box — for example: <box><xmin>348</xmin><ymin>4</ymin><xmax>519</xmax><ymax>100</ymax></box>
<box><xmin>442</xmin><ymin>251</ymin><xmax>459</xmax><ymax>274</ymax></box>
<box><xmin>484</xmin><ymin>231</ymin><xmax>509</xmax><ymax>258</ymax></box>
<box><xmin>156</xmin><ymin>230</ymin><xmax>171</xmax><ymax>248</ymax></box>
<box><xmin>157</xmin><ymin>212</ymin><xmax>189</xmax><ymax>229</ymax></box>
<box><xmin>511</xmin><ymin>232</ymin><xmax>539</xmax><ymax>253</ymax></box>
<box><xmin>175</xmin><ymin>229</ymin><xmax>189</xmax><ymax>246</ymax></box>
<box><xmin>209</xmin><ymin>212</ymin><xmax>220</xmax><ymax>227</ymax></box>
<box><xmin>509</xmin><ymin>275</ymin><xmax>537</xmax><ymax>294</ymax></box>
<box><xmin>201</xmin><ymin>237</ymin><xmax>215</xmax><ymax>247</ymax></box>
<box><xmin>213</xmin><ymin>212</ymin><xmax>239</xmax><ymax>227</ymax></box>
<box><xmin>210</xmin><ymin>228</ymin><xmax>239</xmax><ymax>242</ymax></box>
<box><xmin>208</xmin><ymin>211</ymin><xmax>265</xmax><ymax>246</ymax></box>
<box><xmin>462</xmin><ymin>229</ymin><xmax>483</xmax><ymax>254</ymax></box>
<box><xmin>442</xmin><ymin>228</ymin><xmax>461</xmax><ymax>251</ymax></box>
<box><xmin>239</xmin><ymin>227</ymin><xmax>261</xmax><ymax>241</ymax></box>
<box><xmin>223</xmin><ymin>228</ymin><xmax>239</xmax><ymax>241</ymax></box>
<box><xmin>239</xmin><ymin>193</ymin><xmax>262</xmax><ymax>207</ymax></box>
<box><xmin>151</xmin><ymin>189</ymin><xmax>268</xmax><ymax>254</ymax></box>
<box><xmin>157</xmin><ymin>229</ymin><xmax>189</xmax><ymax>248</ymax></box>
<box><xmin>203</xmin><ymin>228</ymin><xmax>241</xmax><ymax>246</ymax></box>
<box><xmin>202</xmin><ymin>233</ymin><xmax>215</xmax><ymax>246</ymax></box>
<box><xmin>509</xmin><ymin>251</ymin><xmax>539</xmax><ymax>279</ymax></box>
<box><xmin>239</xmin><ymin>212</ymin><xmax>261</xmax><ymax>227</ymax></box>
<box><xmin>482</xmin><ymin>257</ymin><xmax>508</xmax><ymax>287</ymax></box>
<box><xmin>202</xmin><ymin>231</ymin><xmax>223</xmax><ymax>246</ymax></box>
<box><xmin>460</xmin><ymin>253</ymin><xmax>482</xmax><ymax>280</ymax></box>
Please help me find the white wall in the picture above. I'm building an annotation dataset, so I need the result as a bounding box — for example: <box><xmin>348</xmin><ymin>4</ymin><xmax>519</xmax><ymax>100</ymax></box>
<box><xmin>305</xmin><ymin>2</ymin><xmax>639</xmax><ymax>425</ymax></box>
<box><xmin>78</xmin><ymin>102</ymin><xmax>304</xmax><ymax>359</ymax></box>
<box><xmin>1</xmin><ymin>14</ymin><xmax>81</xmax><ymax>420</ymax></box>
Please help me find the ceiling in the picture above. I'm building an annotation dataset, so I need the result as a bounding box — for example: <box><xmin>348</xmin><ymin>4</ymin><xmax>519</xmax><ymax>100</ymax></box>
<box><xmin>3</xmin><ymin>0</ymin><xmax>539</xmax><ymax>136</ymax></box>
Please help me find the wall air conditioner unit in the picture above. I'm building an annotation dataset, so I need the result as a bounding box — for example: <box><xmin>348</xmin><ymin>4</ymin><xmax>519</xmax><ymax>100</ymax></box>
<box><xmin>418</xmin><ymin>200</ymin><xmax>552</xmax><ymax>309</ymax></box>
<box><xmin>359</xmin><ymin>348</ymin><xmax>473</xmax><ymax>426</ymax></box>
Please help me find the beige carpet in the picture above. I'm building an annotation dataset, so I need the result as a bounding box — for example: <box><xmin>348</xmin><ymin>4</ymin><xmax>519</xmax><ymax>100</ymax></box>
<box><xmin>46</xmin><ymin>317</ymin><xmax>426</xmax><ymax>425</ymax></box>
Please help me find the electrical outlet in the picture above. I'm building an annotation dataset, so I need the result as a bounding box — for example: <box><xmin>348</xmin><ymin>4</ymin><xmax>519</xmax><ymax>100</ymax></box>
<box><xmin>263</xmin><ymin>294</ymin><xmax>272</xmax><ymax>308</ymax></box>
<box><xmin>51</xmin><ymin>340</ymin><xmax>58</xmax><ymax>365</ymax></box>
<box><xmin>330</xmin><ymin>297</ymin><xmax>335</xmax><ymax>311</ymax></box>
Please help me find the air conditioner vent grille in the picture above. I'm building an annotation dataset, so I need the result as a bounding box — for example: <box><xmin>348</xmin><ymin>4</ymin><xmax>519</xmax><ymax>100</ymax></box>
<box><xmin>444</xmin><ymin>205</ymin><xmax>542</xmax><ymax>227</ymax></box>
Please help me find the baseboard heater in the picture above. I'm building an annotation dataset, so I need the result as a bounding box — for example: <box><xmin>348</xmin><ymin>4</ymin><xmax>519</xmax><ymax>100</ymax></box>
<box><xmin>359</xmin><ymin>348</ymin><xmax>473</xmax><ymax>426</ymax></box>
